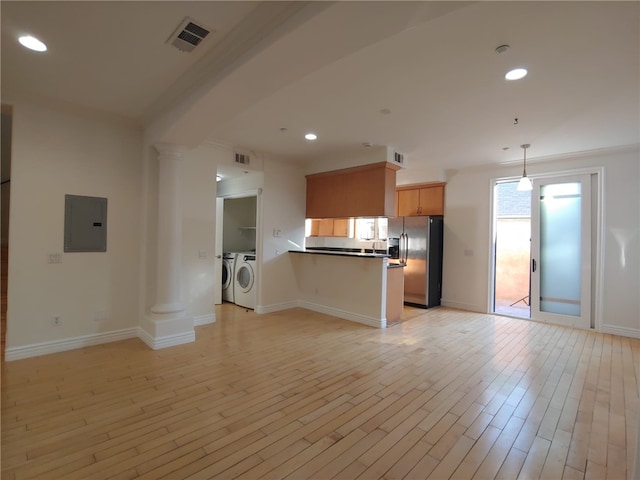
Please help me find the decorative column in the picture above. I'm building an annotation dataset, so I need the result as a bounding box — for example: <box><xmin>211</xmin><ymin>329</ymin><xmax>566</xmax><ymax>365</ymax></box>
<box><xmin>141</xmin><ymin>143</ymin><xmax>194</xmax><ymax>349</ymax></box>
<box><xmin>152</xmin><ymin>143</ymin><xmax>186</xmax><ymax>315</ymax></box>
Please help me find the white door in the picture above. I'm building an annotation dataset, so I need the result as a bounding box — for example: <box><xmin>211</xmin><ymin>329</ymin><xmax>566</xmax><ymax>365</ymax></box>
<box><xmin>214</xmin><ymin>197</ymin><xmax>224</xmax><ymax>305</ymax></box>
<box><xmin>530</xmin><ymin>174</ymin><xmax>591</xmax><ymax>328</ymax></box>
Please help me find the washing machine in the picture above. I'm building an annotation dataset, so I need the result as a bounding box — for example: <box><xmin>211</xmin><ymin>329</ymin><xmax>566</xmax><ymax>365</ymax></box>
<box><xmin>234</xmin><ymin>253</ymin><xmax>256</xmax><ymax>309</ymax></box>
<box><xmin>222</xmin><ymin>252</ymin><xmax>238</xmax><ymax>302</ymax></box>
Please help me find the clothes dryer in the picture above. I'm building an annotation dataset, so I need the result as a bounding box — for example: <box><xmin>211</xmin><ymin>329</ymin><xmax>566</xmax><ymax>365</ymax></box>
<box><xmin>234</xmin><ymin>253</ymin><xmax>256</xmax><ymax>309</ymax></box>
<box><xmin>222</xmin><ymin>252</ymin><xmax>238</xmax><ymax>303</ymax></box>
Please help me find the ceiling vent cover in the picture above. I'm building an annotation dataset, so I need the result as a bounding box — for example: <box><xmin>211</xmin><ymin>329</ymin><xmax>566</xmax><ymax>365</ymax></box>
<box><xmin>235</xmin><ymin>153</ymin><xmax>250</xmax><ymax>165</ymax></box>
<box><xmin>167</xmin><ymin>17</ymin><xmax>212</xmax><ymax>53</ymax></box>
<box><xmin>392</xmin><ymin>151</ymin><xmax>405</xmax><ymax>166</ymax></box>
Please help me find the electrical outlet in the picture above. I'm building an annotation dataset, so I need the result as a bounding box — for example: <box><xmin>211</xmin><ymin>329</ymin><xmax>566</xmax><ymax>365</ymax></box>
<box><xmin>52</xmin><ymin>315</ymin><xmax>62</xmax><ymax>326</ymax></box>
<box><xmin>48</xmin><ymin>253</ymin><xmax>61</xmax><ymax>264</ymax></box>
<box><xmin>94</xmin><ymin>310</ymin><xmax>107</xmax><ymax>322</ymax></box>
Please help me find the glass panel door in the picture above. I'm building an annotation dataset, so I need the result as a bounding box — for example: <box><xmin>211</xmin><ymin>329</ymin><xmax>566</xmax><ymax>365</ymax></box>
<box><xmin>530</xmin><ymin>175</ymin><xmax>591</xmax><ymax>328</ymax></box>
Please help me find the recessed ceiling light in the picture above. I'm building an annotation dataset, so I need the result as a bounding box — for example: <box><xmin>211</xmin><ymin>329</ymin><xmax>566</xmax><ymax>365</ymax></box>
<box><xmin>304</xmin><ymin>133</ymin><xmax>317</xmax><ymax>141</ymax></box>
<box><xmin>18</xmin><ymin>35</ymin><xmax>47</xmax><ymax>52</ymax></box>
<box><xmin>505</xmin><ymin>68</ymin><xmax>527</xmax><ymax>80</ymax></box>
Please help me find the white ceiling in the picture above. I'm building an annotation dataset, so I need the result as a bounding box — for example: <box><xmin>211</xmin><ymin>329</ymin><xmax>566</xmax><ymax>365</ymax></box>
<box><xmin>2</xmin><ymin>1</ymin><xmax>639</xmax><ymax>172</ymax></box>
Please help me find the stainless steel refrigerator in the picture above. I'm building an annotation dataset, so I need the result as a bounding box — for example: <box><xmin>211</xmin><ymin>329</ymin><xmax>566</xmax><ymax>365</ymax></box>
<box><xmin>388</xmin><ymin>215</ymin><xmax>444</xmax><ymax>308</ymax></box>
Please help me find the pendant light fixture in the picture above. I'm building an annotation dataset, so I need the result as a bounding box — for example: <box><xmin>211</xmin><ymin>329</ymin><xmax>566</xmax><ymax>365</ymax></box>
<box><xmin>517</xmin><ymin>143</ymin><xmax>533</xmax><ymax>191</ymax></box>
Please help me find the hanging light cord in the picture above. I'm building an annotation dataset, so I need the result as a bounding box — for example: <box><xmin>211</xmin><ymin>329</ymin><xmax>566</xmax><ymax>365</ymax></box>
<box><xmin>521</xmin><ymin>143</ymin><xmax>530</xmax><ymax>176</ymax></box>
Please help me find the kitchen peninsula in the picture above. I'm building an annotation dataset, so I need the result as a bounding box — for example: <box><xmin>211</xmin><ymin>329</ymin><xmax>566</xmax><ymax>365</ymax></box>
<box><xmin>289</xmin><ymin>249</ymin><xmax>404</xmax><ymax>328</ymax></box>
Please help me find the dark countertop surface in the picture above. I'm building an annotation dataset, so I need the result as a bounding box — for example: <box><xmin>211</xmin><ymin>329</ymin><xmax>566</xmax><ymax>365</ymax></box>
<box><xmin>289</xmin><ymin>249</ymin><xmax>405</xmax><ymax>268</ymax></box>
<box><xmin>289</xmin><ymin>249</ymin><xmax>389</xmax><ymax>259</ymax></box>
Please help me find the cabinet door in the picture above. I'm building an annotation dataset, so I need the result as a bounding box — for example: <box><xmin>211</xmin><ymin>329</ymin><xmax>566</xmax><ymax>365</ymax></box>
<box><xmin>332</xmin><ymin>219</ymin><xmax>349</xmax><ymax>237</ymax></box>
<box><xmin>418</xmin><ymin>185</ymin><xmax>444</xmax><ymax>215</ymax></box>
<box><xmin>397</xmin><ymin>189</ymin><xmax>420</xmax><ymax>216</ymax></box>
<box><xmin>309</xmin><ymin>219</ymin><xmax>320</xmax><ymax>236</ymax></box>
<box><xmin>318</xmin><ymin>219</ymin><xmax>334</xmax><ymax>236</ymax></box>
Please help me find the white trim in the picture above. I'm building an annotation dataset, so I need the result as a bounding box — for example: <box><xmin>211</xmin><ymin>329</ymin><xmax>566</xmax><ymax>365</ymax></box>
<box><xmin>255</xmin><ymin>301</ymin><xmax>298</xmax><ymax>314</ymax></box>
<box><xmin>298</xmin><ymin>301</ymin><xmax>385</xmax><ymax>328</ymax></box>
<box><xmin>592</xmin><ymin>167</ymin><xmax>606</xmax><ymax>332</ymax></box>
<box><xmin>4</xmin><ymin>327</ymin><xmax>139</xmax><ymax>361</ymax></box>
<box><xmin>137</xmin><ymin>328</ymin><xmax>195</xmax><ymax>350</ymax></box>
<box><xmin>601</xmin><ymin>324</ymin><xmax>640</xmax><ymax>340</ymax></box>
<box><xmin>194</xmin><ymin>313</ymin><xmax>216</xmax><ymax>326</ymax></box>
<box><xmin>441</xmin><ymin>299</ymin><xmax>484</xmax><ymax>313</ymax></box>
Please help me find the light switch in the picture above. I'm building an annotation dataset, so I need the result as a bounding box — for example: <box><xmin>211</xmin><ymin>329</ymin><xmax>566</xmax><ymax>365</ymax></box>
<box><xmin>198</xmin><ymin>250</ymin><xmax>207</xmax><ymax>259</ymax></box>
<box><xmin>273</xmin><ymin>229</ymin><xmax>282</xmax><ymax>237</ymax></box>
<box><xmin>48</xmin><ymin>253</ymin><xmax>61</xmax><ymax>264</ymax></box>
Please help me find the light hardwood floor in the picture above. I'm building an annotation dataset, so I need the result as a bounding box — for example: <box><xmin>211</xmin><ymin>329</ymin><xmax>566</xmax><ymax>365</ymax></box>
<box><xmin>2</xmin><ymin>305</ymin><xmax>639</xmax><ymax>479</ymax></box>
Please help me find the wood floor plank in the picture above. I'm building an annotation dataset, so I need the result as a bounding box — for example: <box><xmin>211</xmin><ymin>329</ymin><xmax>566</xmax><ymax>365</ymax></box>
<box><xmin>1</xmin><ymin>305</ymin><xmax>638</xmax><ymax>480</ymax></box>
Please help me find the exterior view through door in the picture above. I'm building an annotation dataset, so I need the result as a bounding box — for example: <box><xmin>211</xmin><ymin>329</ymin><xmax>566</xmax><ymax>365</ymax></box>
<box><xmin>493</xmin><ymin>174</ymin><xmax>592</xmax><ymax>329</ymax></box>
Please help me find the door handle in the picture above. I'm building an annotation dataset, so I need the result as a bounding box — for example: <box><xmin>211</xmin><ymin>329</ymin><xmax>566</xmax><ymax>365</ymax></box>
<box><xmin>532</xmin><ymin>258</ymin><xmax>537</xmax><ymax>272</ymax></box>
<box><xmin>216</xmin><ymin>255</ymin><xmax>222</xmax><ymax>259</ymax></box>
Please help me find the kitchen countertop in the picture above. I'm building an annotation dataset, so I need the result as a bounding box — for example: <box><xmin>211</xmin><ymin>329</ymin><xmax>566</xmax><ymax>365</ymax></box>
<box><xmin>289</xmin><ymin>248</ymin><xmax>388</xmax><ymax>258</ymax></box>
<box><xmin>291</xmin><ymin>248</ymin><xmax>389</xmax><ymax>256</ymax></box>
<box><xmin>289</xmin><ymin>249</ymin><xmax>404</xmax><ymax>267</ymax></box>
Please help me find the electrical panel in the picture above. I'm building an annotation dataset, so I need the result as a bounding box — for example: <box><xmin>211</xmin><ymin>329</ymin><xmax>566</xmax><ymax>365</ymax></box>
<box><xmin>64</xmin><ymin>194</ymin><xmax>107</xmax><ymax>252</ymax></box>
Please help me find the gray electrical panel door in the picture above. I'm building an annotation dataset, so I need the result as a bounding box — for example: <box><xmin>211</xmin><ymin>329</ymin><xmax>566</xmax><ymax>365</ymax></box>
<box><xmin>64</xmin><ymin>195</ymin><xmax>107</xmax><ymax>252</ymax></box>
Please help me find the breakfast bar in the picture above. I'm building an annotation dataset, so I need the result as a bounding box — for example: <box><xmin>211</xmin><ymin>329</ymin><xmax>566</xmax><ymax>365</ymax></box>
<box><xmin>289</xmin><ymin>249</ymin><xmax>404</xmax><ymax>328</ymax></box>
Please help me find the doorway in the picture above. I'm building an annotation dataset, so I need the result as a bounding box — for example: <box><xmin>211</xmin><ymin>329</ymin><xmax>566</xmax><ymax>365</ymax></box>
<box><xmin>493</xmin><ymin>181</ymin><xmax>531</xmax><ymax>318</ymax></box>
<box><xmin>492</xmin><ymin>172</ymin><xmax>597</xmax><ymax>329</ymax></box>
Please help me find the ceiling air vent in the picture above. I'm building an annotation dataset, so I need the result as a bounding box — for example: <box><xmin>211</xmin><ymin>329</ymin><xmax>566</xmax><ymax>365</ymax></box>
<box><xmin>167</xmin><ymin>17</ymin><xmax>212</xmax><ymax>53</ymax></box>
<box><xmin>235</xmin><ymin>153</ymin><xmax>250</xmax><ymax>165</ymax></box>
<box><xmin>392</xmin><ymin>151</ymin><xmax>405</xmax><ymax>166</ymax></box>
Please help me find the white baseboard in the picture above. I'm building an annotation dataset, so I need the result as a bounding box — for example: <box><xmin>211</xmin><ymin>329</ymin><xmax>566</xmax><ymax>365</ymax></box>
<box><xmin>194</xmin><ymin>313</ymin><xmax>216</xmax><ymax>326</ymax></box>
<box><xmin>4</xmin><ymin>327</ymin><xmax>139</xmax><ymax>361</ymax></box>
<box><xmin>255</xmin><ymin>301</ymin><xmax>299</xmax><ymax>314</ymax></box>
<box><xmin>298</xmin><ymin>301</ymin><xmax>385</xmax><ymax>328</ymax></box>
<box><xmin>137</xmin><ymin>328</ymin><xmax>196</xmax><ymax>350</ymax></box>
<box><xmin>601</xmin><ymin>324</ymin><xmax>640</xmax><ymax>339</ymax></box>
<box><xmin>441</xmin><ymin>299</ymin><xmax>485</xmax><ymax>313</ymax></box>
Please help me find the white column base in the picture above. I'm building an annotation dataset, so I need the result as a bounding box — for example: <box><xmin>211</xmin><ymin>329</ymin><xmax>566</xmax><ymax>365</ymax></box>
<box><xmin>139</xmin><ymin>311</ymin><xmax>195</xmax><ymax>350</ymax></box>
<box><xmin>151</xmin><ymin>302</ymin><xmax>185</xmax><ymax>314</ymax></box>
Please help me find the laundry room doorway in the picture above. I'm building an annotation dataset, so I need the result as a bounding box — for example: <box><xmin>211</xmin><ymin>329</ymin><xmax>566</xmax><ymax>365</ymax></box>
<box><xmin>215</xmin><ymin>189</ymin><xmax>260</xmax><ymax>306</ymax></box>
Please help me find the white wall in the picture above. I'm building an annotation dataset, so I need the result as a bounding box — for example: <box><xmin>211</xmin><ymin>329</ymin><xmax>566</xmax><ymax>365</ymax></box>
<box><xmin>181</xmin><ymin>144</ymin><xmax>218</xmax><ymax>324</ymax></box>
<box><xmin>257</xmin><ymin>156</ymin><xmax>306</xmax><ymax>312</ymax></box>
<box><xmin>442</xmin><ymin>147</ymin><xmax>640</xmax><ymax>337</ymax></box>
<box><xmin>5</xmin><ymin>98</ymin><xmax>143</xmax><ymax>353</ymax></box>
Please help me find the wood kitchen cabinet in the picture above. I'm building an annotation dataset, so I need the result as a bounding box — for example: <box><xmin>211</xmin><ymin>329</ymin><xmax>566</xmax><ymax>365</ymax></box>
<box><xmin>396</xmin><ymin>182</ymin><xmax>445</xmax><ymax>216</ymax></box>
<box><xmin>306</xmin><ymin>162</ymin><xmax>399</xmax><ymax>218</ymax></box>
<box><xmin>308</xmin><ymin>218</ymin><xmax>350</xmax><ymax>237</ymax></box>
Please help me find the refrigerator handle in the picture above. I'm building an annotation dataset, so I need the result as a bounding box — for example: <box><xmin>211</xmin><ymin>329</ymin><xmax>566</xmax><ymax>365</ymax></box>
<box><xmin>402</xmin><ymin>233</ymin><xmax>409</xmax><ymax>264</ymax></box>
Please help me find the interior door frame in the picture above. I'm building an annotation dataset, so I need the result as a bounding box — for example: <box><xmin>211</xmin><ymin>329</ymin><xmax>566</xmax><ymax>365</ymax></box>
<box><xmin>488</xmin><ymin>166</ymin><xmax>604</xmax><ymax>331</ymax></box>
<box><xmin>216</xmin><ymin>188</ymin><xmax>262</xmax><ymax>308</ymax></box>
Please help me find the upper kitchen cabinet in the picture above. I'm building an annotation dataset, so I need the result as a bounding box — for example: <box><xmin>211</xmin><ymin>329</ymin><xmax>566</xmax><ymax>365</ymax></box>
<box><xmin>396</xmin><ymin>182</ymin><xmax>446</xmax><ymax>216</ymax></box>
<box><xmin>306</xmin><ymin>162</ymin><xmax>399</xmax><ymax>218</ymax></box>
